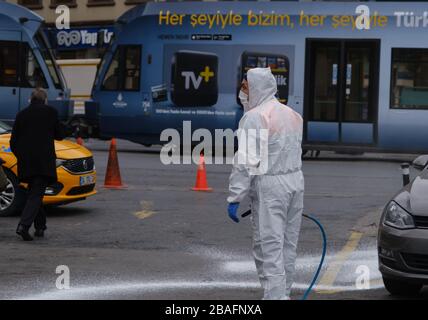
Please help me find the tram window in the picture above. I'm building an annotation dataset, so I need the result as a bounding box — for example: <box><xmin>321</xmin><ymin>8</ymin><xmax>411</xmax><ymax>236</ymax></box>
<box><xmin>21</xmin><ymin>45</ymin><xmax>48</xmax><ymax>88</ymax></box>
<box><xmin>35</xmin><ymin>32</ymin><xmax>63</xmax><ymax>89</ymax></box>
<box><xmin>101</xmin><ymin>45</ymin><xmax>141</xmax><ymax>91</ymax></box>
<box><xmin>0</xmin><ymin>42</ymin><xmax>19</xmax><ymax>87</ymax></box>
<box><xmin>238</xmin><ymin>52</ymin><xmax>289</xmax><ymax>106</ymax></box>
<box><xmin>124</xmin><ymin>46</ymin><xmax>141</xmax><ymax>91</ymax></box>
<box><xmin>102</xmin><ymin>49</ymin><xmax>120</xmax><ymax>90</ymax></box>
<box><xmin>391</xmin><ymin>48</ymin><xmax>428</xmax><ymax>110</ymax></box>
<box><xmin>309</xmin><ymin>45</ymin><xmax>339</xmax><ymax>121</ymax></box>
<box><xmin>344</xmin><ymin>46</ymin><xmax>371</xmax><ymax>122</ymax></box>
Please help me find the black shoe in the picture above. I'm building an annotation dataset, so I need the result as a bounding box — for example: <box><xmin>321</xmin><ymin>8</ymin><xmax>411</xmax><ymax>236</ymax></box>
<box><xmin>34</xmin><ymin>229</ymin><xmax>44</xmax><ymax>238</ymax></box>
<box><xmin>16</xmin><ymin>224</ymin><xmax>33</xmax><ymax>241</ymax></box>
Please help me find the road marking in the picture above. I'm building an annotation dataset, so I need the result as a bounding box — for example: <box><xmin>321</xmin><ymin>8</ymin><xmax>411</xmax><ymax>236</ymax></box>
<box><xmin>133</xmin><ymin>201</ymin><xmax>155</xmax><ymax>219</ymax></box>
<box><xmin>316</xmin><ymin>231</ymin><xmax>364</xmax><ymax>294</ymax></box>
<box><xmin>315</xmin><ymin>207</ymin><xmax>382</xmax><ymax>294</ymax></box>
<box><xmin>370</xmin><ymin>279</ymin><xmax>384</xmax><ymax>288</ymax></box>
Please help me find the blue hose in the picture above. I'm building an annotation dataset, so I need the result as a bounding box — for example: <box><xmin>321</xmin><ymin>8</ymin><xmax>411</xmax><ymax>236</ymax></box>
<box><xmin>240</xmin><ymin>210</ymin><xmax>327</xmax><ymax>300</ymax></box>
<box><xmin>301</xmin><ymin>213</ymin><xmax>327</xmax><ymax>300</ymax></box>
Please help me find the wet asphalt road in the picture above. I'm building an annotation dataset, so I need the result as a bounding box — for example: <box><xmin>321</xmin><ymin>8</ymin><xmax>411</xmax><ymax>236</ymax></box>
<box><xmin>0</xmin><ymin>139</ymin><xmax>427</xmax><ymax>300</ymax></box>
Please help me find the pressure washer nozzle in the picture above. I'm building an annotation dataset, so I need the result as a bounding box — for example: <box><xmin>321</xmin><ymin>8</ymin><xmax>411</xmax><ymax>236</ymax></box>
<box><xmin>241</xmin><ymin>209</ymin><xmax>252</xmax><ymax>218</ymax></box>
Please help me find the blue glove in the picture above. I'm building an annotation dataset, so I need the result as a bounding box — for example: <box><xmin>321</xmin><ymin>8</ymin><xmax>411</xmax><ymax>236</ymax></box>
<box><xmin>228</xmin><ymin>202</ymin><xmax>240</xmax><ymax>223</ymax></box>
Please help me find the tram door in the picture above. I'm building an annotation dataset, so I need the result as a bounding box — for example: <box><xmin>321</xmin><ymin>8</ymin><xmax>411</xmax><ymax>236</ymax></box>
<box><xmin>304</xmin><ymin>39</ymin><xmax>379</xmax><ymax>145</ymax></box>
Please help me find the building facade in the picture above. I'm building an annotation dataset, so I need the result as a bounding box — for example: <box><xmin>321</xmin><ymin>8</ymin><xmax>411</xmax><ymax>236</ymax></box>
<box><xmin>7</xmin><ymin>0</ymin><xmax>146</xmax><ymax>58</ymax></box>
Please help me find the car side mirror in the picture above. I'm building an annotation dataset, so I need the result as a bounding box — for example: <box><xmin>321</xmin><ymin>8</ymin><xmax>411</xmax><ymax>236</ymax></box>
<box><xmin>412</xmin><ymin>155</ymin><xmax>428</xmax><ymax>170</ymax></box>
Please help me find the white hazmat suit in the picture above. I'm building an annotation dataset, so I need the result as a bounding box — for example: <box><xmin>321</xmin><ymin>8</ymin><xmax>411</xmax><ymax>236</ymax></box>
<box><xmin>228</xmin><ymin>67</ymin><xmax>304</xmax><ymax>300</ymax></box>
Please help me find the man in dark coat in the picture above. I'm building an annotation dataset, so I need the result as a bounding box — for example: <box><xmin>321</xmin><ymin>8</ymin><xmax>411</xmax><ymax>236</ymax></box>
<box><xmin>10</xmin><ymin>88</ymin><xmax>66</xmax><ymax>241</ymax></box>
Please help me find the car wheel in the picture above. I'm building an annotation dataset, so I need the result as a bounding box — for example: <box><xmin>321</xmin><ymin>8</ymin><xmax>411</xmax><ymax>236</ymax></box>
<box><xmin>0</xmin><ymin>169</ymin><xmax>25</xmax><ymax>217</ymax></box>
<box><xmin>383</xmin><ymin>277</ymin><xmax>423</xmax><ymax>296</ymax></box>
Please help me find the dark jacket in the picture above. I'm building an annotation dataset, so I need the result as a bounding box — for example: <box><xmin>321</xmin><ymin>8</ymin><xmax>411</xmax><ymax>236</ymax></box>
<box><xmin>10</xmin><ymin>103</ymin><xmax>66</xmax><ymax>183</ymax></box>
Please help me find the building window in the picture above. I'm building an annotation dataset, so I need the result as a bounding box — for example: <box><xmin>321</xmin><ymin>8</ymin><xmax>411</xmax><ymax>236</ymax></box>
<box><xmin>87</xmin><ymin>0</ymin><xmax>115</xmax><ymax>7</ymax></box>
<box><xmin>391</xmin><ymin>48</ymin><xmax>428</xmax><ymax>109</ymax></box>
<box><xmin>125</xmin><ymin>0</ymin><xmax>147</xmax><ymax>4</ymax></box>
<box><xmin>50</xmin><ymin>0</ymin><xmax>77</xmax><ymax>8</ymax></box>
<box><xmin>18</xmin><ymin>0</ymin><xmax>43</xmax><ymax>10</ymax></box>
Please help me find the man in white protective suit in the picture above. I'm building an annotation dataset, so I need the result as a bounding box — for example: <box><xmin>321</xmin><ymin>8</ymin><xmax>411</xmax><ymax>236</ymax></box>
<box><xmin>227</xmin><ymin>67</ymin><xmax>304</xmax><ymax>300</ymax></box>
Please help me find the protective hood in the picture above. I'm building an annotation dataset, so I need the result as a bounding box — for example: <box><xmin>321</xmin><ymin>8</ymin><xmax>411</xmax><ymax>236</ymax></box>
<box><xmin>247</xmin><ymin>67</ymin><xmax>277</xmax><ymax>110</ymax></box>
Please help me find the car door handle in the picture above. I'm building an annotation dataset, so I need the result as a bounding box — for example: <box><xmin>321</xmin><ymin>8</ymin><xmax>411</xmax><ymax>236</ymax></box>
<box><xmin>12</xmin><ymin>88</ymin><xmax>16</xmax><ymax>95</ymax></box>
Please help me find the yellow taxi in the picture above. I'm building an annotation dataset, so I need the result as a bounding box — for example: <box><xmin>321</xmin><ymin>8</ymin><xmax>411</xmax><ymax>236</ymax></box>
<box><xmin>0</xmin><ymin>121</ymin><xmax>96</xmax><ymax>217</ymax></box>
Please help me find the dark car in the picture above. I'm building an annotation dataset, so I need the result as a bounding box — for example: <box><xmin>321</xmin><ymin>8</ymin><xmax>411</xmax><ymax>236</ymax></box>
<box><xmin>378</xmin><ymin>155</ymin><xmax>428</xmax><ymax>296</ymax></box>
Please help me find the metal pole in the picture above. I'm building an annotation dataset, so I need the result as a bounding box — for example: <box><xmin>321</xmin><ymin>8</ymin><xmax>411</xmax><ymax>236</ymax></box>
<box><xmin>401</xmin><ymin>163</ymin><xmax>410</xmax><ymax>186</ymax></box>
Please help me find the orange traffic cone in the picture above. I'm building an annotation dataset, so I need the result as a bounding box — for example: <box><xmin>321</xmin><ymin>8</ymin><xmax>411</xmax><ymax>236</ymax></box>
<box><xmin>104</xmin><ymin>138</ymin><xmax>126</xmax><ymax>189</ymax></box>
<box><xmin>76</xmin><ymin>137</ymin><xmax>84</xmax><ymax>146</ymax></box>
<box><xmin>192</xmin><ymin>153</ymin><xmax>212</xmax><ymax>192</ymax></box>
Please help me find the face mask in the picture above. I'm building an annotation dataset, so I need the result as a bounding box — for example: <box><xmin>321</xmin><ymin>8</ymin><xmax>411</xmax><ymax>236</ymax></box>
<box><xmin>239</xmin><ymin>90</ymin><xmax>249</xmax><ymax>112</ymax></box>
